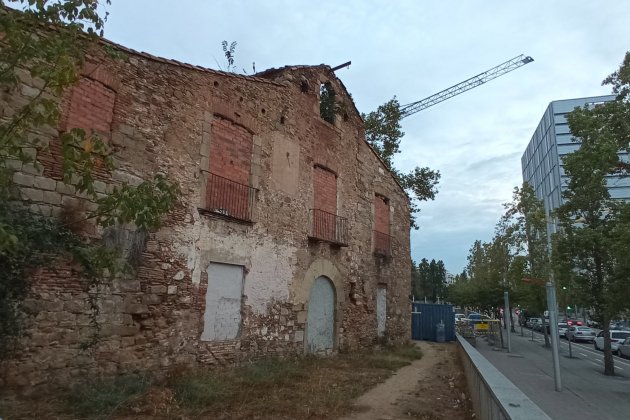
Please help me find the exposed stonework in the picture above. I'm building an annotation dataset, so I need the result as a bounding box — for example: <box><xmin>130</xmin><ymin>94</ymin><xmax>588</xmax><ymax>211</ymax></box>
<box><xmin>1</xmin><ymin>37</ymin><xmax>412</xmax><ymax>390</ymax></box>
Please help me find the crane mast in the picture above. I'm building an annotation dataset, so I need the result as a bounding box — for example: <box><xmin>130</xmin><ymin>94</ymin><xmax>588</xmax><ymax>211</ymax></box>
<box><xmin>400</xmin><ymin>54</ymin><xmax>534</xmax><ymax>119</ymax></box>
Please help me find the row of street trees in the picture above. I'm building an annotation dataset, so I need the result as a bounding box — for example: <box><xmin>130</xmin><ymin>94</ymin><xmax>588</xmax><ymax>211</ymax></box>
<box><xmin>411</xmin><ymin>258</ymin><xmax>447</xmax><ymax>302</ymax></box>
<box><xmin>449</xmin><ymin>51</ymin><xmax>630</xmax><ymax>375</ymax></box>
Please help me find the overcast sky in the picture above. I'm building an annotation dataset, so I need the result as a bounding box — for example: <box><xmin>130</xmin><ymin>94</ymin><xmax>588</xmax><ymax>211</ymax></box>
<box><xmin>103</xmin><ymin>1</ymin><xmax>630</xmax><ymax>274</ymax></box>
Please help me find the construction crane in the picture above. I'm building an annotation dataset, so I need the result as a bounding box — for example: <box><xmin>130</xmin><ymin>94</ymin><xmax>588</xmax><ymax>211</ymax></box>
<box><xmin>399</xmin><ymin>54</ymin><xmax>534</xmax><ymax>119</ymax></box>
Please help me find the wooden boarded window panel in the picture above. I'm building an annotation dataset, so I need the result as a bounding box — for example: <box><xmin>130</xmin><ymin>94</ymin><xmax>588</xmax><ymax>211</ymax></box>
<box><xmin>206</xmin><ymin>117</ymin><xmax>253</xmax><ymax>220</ymax></box>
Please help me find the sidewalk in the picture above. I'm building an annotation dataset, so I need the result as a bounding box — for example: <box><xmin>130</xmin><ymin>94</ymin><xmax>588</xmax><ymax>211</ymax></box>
<box><xmin>475</xmin><ymin>331</ymin><xmax>630</xmax><ymax>420</ymax></box>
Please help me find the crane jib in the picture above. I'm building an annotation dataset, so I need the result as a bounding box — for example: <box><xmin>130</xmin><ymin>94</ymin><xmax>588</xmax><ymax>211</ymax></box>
<box><xmin>399</xmin><ymin>54</ymin><xmax>534</xmax><ymax>119</ymax></box>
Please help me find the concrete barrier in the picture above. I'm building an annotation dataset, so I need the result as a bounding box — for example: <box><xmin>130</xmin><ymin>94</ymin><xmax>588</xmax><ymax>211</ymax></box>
<box><xmin>456</xmin><ymin>333</ymin><xmax>551</xmax><ymax>420</ymax></box>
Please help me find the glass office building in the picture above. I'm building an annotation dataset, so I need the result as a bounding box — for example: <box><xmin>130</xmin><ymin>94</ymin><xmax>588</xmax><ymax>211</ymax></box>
<box><xmin>521</xmin><ymin>95</ymin><xmax>629</xmax><ymax>232</ymax></box>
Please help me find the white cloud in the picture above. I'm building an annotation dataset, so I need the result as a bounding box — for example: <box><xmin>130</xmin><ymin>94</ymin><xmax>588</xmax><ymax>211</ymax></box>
<box><xmin>104</xmin><ymin>1</ymin><xmax>630</xmax><ymax>272</ymax></box>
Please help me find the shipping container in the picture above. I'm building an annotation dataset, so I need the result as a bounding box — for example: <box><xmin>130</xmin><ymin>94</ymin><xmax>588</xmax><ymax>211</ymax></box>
<box><xmin>412</xmin><ymin>303</ymin><xmax>455</xmax><ymax>342</ymax></box>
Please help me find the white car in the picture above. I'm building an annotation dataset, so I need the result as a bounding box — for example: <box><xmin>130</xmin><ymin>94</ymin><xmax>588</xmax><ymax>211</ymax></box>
<box><xmin>594</xmin><ymin>330</ymin><xmax>630</xmax><ymax>354</ymax></box>
<box><xmin>618</xmin><ymin>338</ymin><xmax>630</xmax><ymax>358</ymax></box>
<box><xmin>557</xmin><ymin>322</ymin><xmax>569</xmax><ymax>338</ymax></box>
<box><xmin>566</xmin><ymin>326</ymin><xmax>596</xmax><ymax>342</ymax></box>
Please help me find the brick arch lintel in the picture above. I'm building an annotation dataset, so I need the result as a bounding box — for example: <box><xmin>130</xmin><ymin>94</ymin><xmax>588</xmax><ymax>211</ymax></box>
<box><xmin>81</xmin><ymin>61</ymin><xmax>120</xmax><ymax>92</ymax></box>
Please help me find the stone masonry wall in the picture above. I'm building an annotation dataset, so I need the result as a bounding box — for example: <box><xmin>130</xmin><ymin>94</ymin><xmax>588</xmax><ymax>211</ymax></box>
<box><xmin>0</xmin><ymin>39</ymin><xmax>411</xmax><ymax>391</ymax></box>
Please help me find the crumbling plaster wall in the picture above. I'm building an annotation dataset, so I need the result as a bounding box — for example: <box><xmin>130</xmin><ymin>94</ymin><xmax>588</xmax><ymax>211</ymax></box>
<box><xmin>1</xmin><ymin>41</ymin><xmax>411</xmax><ymax>390</ymax></box>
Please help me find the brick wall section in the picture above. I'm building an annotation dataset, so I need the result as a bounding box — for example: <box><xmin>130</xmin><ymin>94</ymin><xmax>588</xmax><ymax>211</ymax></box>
<box><xmin>312</xmin><ymin>166</ymin><xmax>338</xmax><ymax>241</ymax></box>
<box><xmin>313</xmin><ymin>166</ymin><xmax>337</xmax><ymax>214</ymax></box>
<box><xmin>374</xmin><ymin>195</ymin><xmax>390</xmax><ymax>235</ymax></box>
<box><xmin>206</xmin><ymin>117</ymin><xmax>253</xmax><ymax>220</ymax></box>
<box><xmin>64</xmin><ymin>77</ymin><xmax>115</xmax><ymax>133</ymax></box>
<box><xmin>209</xmin><ymin>116</ymin><xmax>252</xmax><ymax>184</ymax></box>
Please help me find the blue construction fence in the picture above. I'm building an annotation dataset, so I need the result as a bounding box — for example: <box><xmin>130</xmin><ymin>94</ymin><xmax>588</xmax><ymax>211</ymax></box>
<box><xmin>412</xmin><ymin>302</ymin><xmax>456</xmax><ymax>342</ymax></box>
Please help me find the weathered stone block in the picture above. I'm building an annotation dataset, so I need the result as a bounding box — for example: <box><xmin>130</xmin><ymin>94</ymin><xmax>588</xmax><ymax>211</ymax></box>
<box><xmin>148</xmin><ymin>285</ymin><xmax>167</xmax><ymax>295</ymax></box>
<box><xmin>294</xmin><ymin>331</ymin><xmax>304</xmax><ymax>342</ymax></box>
<box><xmin>21</xmin><ymin>187</ymin><xmax>43</xmax><ymax>202</ymax></box>
<box><xmin>124</xmin><ymin>303</ymin><xmax>149</xmax><ymax>314</ymax></box>
<box><xmin>13</xmin><ymin>172</ymin><xmax>34</xmax><ymax>187</ymax></box>
<box><xmin>296</xmin><ymin>311</ymin><xmax>307</xmax><ymax>324</ymax></box>
<box><xmin>142</xmin><ymin>294</ymin><xmax>162</xmax><ymax>305</ymax></box>
<box><xmin>42</xmin><ymin>191</ymin><xmax>62</xmax><ymax>205</ymax></box>
<box><xmin>167</xmin><ymin>285</ymin><xmax>178</xmax><ymax>295</ymax></box>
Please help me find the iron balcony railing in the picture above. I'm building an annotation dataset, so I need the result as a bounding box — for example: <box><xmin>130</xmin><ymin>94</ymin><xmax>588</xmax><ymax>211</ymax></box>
<box><xmin>373</xmin><ymin>230</ymin><xmax>393</xmax><ymax>257</ymax></box>
<box><xmin>309</xmin><ymin>208</ymin><xmax>348</xmax><ymax>246</ymax></box>
<box><xmin>206</xmin><ymin>172</ymin><xmax>256</xmax><ymax>222</ymax></box>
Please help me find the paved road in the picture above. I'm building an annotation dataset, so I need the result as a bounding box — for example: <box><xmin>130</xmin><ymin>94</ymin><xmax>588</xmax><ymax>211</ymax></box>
<box><xmin>475</xmin><ymin>328</ymin><xmax>630</xmax><ymax>420</ymax></box>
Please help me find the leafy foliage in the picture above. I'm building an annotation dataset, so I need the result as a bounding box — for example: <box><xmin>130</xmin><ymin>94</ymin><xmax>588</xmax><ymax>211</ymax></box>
<box><xmin>0</xmin><ymin>1</ymin><xmax>179</xmax><ymax>359</ymax></box>
<box><xmin>222</xmin><ymin>40</ymin><xmax>237</xmax><ymax>73</ymax></box>
<box><xmin>319</xmin><ymin>82</ymin><xmax>337</xmax><ymax>124</ymax></box>
<box><xmin>362</xmin><ymin>97</ymin><xmax>440</xmax><ymax>228</ymax></box>
<box><xmin>554</xmin><ymin>52</ymin><xmax>630</xmax><ymax>375</ymax></box>
<box><xmin>411</xmin><ymin>258</ymin><xmax>446</xmax><ymax>302</ymax></box>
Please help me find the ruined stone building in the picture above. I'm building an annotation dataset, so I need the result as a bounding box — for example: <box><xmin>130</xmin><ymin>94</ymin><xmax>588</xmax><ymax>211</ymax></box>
<box><xmin>2</xmin><ymin>37</ymin><xmax>411</xmax><ymax>388</ymax></box>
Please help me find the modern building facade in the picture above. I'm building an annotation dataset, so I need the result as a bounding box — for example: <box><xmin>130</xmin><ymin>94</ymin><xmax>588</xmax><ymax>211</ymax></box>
<box><xmin>521</xmin><ymin>95</ymin><xmax>629</xmax><ymax>228</ymax></box>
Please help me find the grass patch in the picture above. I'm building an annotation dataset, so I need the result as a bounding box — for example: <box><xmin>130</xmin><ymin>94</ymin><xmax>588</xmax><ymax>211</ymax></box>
<box><xmin>65</xmin><ymin>373</ymin><xmax>151</xmax><ymax>418</ymax></box>
<box><xmin>9</xmin><ymin>344</ymin><xmax>426</xmax><ymax>420</ymax></box>
<box><xmin>390</xmin><ymin>343</ymin><xmax>424</xmax><ymax>360</ymax></box>
<box><xmin>238</xmin><ymin>357</ymin><xmax>308</xmax><ymax>385</ymax></box>
<box><xmin>172</xmin><ymin>372</ymin><xmax>226</xmax><ymax>408</ymax></box>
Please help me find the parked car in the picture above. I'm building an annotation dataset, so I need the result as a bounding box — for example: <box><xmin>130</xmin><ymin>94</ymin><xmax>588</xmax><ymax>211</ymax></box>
<box><xmin>527</xmin><ymin>318</ymin><xmax>542</xmax><ymax>329</ymax></box>
<box><xmin>566</xmin><ymin>326</ymin><xmax>596</xmax><ymax>342</ymax></box>
<box><xmin>618</xmin><ymin>338</ymin><xmax>630</xmax><ymax>358</ymax></box>
<box><xmin>594</xmin><ymin>330</ymin><xmax>630</xmax><ymax>354</ymax></box>
<box><xmin>530</xmin><ymin>318</ymin><xmax>542</xmax><ymax>331</ymax></box>
<box><xmin>586</xmin><ymin>319</ymin><xmax>600</xmax><ymax>328</ymax></box>
<box><xmin>557</xmin><ymin>322</ymin><xmax>569</xmax><ymax>338</ymax></box>
<box><xmin>454</xmin><ymin>313</ymin><xmax>466</xmax><ymax>323</ymax></box>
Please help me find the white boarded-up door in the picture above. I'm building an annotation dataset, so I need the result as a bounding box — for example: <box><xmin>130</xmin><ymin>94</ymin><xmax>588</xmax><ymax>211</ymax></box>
<box><xmin>202</xmin><ymin>263</ymin><xmax>243</xmax><ymax>341</ymax></box>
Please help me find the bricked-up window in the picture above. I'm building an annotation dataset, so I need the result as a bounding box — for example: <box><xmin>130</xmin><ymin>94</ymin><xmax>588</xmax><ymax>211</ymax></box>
<box><xmin>206</xmin><ymin>116</ymin><xmax>255</xmax><ymax>221</ymax></box>
<box><xmin>374</xmin><ymin>194</ymin><xmax>392</xmax><ymax>257</ymax></box>
<box><xmin>65</xmin><ymin>77</ymin><xmax>116</xmax><ymax>133</ymax></box>
<box><xmin>311</xmin><ymin>165</ymin><xmax>347</xmax><ymax>245</ymax></box>
<box><xmin>313</xmin><ymin>166</ymin><xmax>337</xmax><ymax>215</ymax></box>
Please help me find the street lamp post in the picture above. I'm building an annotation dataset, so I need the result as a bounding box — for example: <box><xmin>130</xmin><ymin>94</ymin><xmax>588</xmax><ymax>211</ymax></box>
<box><xmin>545</xmin><ymin>206</ymin><xmax>562</xmax><ymax>392</ymax></box>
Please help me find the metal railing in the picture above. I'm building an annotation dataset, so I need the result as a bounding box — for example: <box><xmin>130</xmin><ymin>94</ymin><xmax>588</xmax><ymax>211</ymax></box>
<box><xmin>373</xmin><ymin>230</ymin><xmax>392</xmax><ymax>257</ymax></box>
<box><xmin>309</xmin><ymin>208</ymin><xmax>348</xmax><ymax>246</ymax></box>
<box><xmin>206</xmin><ymin>172</ymin><xmax>256</xmax><ymax>222</ymax></box>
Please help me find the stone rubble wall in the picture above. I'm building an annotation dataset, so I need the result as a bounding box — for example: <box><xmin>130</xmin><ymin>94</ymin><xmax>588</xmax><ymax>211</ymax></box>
<box><xmin>0</xmin><ymin>41</ymin><xmax>412</xmax><ymax>390</ymax></box>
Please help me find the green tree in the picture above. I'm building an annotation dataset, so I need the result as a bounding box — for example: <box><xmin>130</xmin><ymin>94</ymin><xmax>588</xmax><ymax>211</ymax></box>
<box><xmin>0</xmin><ymin>1</ymin><xmax>179</xmax><ymax>359</ymax></box>
<box><xmin>500</xmin><ymin>184</ymin><xmax>550</xmax><ymax>343</ymax></box>
<box><xmin>362</xmin><ymin>98</ymin><xmax>440</xmax><ymax>228</ymax></box>
<box><xmin>554</xmin><ymin>52</ymin><xmax>630</xmax><ymax>375</ymax></box>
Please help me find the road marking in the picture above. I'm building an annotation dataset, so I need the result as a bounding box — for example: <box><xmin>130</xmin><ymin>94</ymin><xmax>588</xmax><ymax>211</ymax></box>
<box><xmin>618</xmin><ymin>366</ymin><xmax>624</xmax><ymax>370</ymax></box>
<box><xmin>580</xmin><ymin>353</ymin><xmax>588</xmax><ymax>357</ymax></box>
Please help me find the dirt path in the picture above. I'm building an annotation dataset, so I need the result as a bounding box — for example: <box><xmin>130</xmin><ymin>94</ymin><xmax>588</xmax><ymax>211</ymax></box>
<box><xmin>341</xmin><ymin>341</ymin><xmax>474</xmax><ymax>420</ymax></box>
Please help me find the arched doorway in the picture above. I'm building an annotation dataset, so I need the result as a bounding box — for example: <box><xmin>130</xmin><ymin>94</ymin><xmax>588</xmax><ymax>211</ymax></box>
<box><xmin>306</xmin><ymin>276</ymin><xmax>335</xmax><ymax>353</ymax></box>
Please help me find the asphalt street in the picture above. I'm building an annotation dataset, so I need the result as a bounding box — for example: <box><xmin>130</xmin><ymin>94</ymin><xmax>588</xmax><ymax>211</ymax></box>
<box><xmin>475</xmin><ymin>328</ymin><xmax>630</xmax><ymax>420</ymax></box>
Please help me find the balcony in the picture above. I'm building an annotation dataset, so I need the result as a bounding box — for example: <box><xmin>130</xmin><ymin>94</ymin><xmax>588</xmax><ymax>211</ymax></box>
<box><xmin>309</xmin><ymin>209</ymin><xmax>348</xmax><ymax>246</ymax></box>
<box><xmin>204</xmin><ymin>172</ymin><xmax>256</xmax><ymax>222</ymax></box>
<box><xmin>373</xmin><ymin>230</ymin><xmax>392</xmax><ymax>257</ymax></box>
